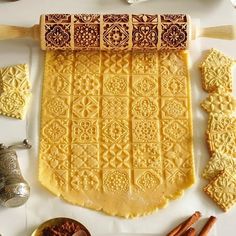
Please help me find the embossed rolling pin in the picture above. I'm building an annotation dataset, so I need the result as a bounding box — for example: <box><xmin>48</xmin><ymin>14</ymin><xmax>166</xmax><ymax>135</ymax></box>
<box><xmin>0</xmin><ymin>14</ymin><xmax>236</xmax><ymax>50</ymax></box>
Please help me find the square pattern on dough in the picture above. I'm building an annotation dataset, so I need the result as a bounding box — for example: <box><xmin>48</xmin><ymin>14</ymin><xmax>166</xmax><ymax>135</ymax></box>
<box><xmin>0</xmin><ymin>64</ymin><xmax>31</xmax><ymax>119</ymax></box>
<box><xmin>39</xmin><ymin>50</ymin><xmax>195</xmax><ymax>218</ymax></box>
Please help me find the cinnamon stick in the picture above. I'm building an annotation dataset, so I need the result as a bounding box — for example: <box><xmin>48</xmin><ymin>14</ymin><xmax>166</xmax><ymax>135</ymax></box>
<box><xmin>166</xmin><ymin>211</ymin><xmax>201</xmax><ymax>236</ymax></box>
<box><xmin>182</xmin><ymin>227</ymin><xmax>196</xmax><ymax>236</ymax></box>
<box><xmin>198</xmin><ymin>216</ymin><xmax>217</xmax><ymax>236</ymax></box>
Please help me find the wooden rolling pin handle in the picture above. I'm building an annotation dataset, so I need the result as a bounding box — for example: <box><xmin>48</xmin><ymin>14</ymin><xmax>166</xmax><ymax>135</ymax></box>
<box><xmin>0</xmin><ymin>24</ymin><xmax>40</xmax><ymax>40</ymax></box>
<box><xmin>192</xmin><ymin>24</ymin><xmax>236</xmax><ymax>40</ymax></box>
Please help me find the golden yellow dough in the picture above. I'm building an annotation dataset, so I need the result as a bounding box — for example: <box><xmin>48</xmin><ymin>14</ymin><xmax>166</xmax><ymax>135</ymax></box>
<box><xmin>0</xmin><ymin>64</ymin><xmax>31</xmax><ymax>119</ymax></box>
<box><xmin>39</xmin><ymin>50</ymin><xmax>195</xmax><ymax>218</ymax></box>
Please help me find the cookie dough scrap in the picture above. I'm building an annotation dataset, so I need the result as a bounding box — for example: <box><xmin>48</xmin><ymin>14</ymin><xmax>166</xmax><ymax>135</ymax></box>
<box><xmin>0</xmin><ymin>64</ymin><xmax>31</xmax><ymax>119</ymax></box>
<box><xmin>204</xmin><ymin>170</ymin><xmax>236</xmax><ymax>211</ymax></box>
<box><xmin>39</xmin><ymin>50</ymin><xmax>195</xmax><ymax>218</ymax></box>
<box><xmin>199</xmin><ymin>49</ymin><xmax>235</xmax><ymax>93</ymax></box>
<box><xmin>202</xmin><ymin>151</ymin><xmax>236</xmax><ymax>180</ymax></box>
<box><xmin>201</xmin><ymin>90</ymin><xmax>236</xmax><ymax>114</ymax></box>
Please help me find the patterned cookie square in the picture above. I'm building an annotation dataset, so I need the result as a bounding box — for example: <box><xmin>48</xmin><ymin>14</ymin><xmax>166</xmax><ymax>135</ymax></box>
<box><xmin>133</xmin><ymin>143</ymin><xmax>161</xmax><ymax>168</ymax></box>
<box><xmin>71</xmin><ymin>119</ymin><xmax>98</xmax><ymax>143</ymax></box>
<box><xmin>161</xmin><ymin>97</ymin><xmax>188</xmax><ymax>119</ymax></box>
<box><xmin>40</xmin><ymin>143</ymin><xmax>69</xmax><ymax>170</ymax></box>
<box><xmin>102</xmin><ymin>97</ymin><xmax>128</xmax><ymax>119</ymax></box>
<box><xmin>160</xmin><ymin>75</ymin><xmax>187</xmax><ymax>97</ymax></box>
<box><xmin>71</xmin><ymin>144</ymin><xmax>99</xmax><ymax>169</ymax></box>
<box><xmin>132</xmin><ymin>52</ymin><xmax>158</xmax><ymax>75</ymax></box>
<box><xmin>101</xmin><ymin>143</ymin><xmax>130</xmax><ymax>168</ymax></box>
<box><xmin>0</xmin><ymin>90</ymin><xmax>30</xmax><ymax>119</ymax></box>
<box><xmin>103</xmin><ymin>169</ymin><xmax>130</xmax><ymax>193</ymax></box>
<box><xmin>159</xmin><ymin>51</ymin><xmax>188</xmax><ymax>77</ymax></box>
<box><xmin>102</xmin><ymin>119</ymin><xmax>129</xmax><ymax>143</ymax></box>
<box><xmin>72</xmin><ymin>96</ymin><xmax>99</xmax><ymax>119</ymax></box>
<box><xmin>202</xmin><ymin>151</ymin><xmax>236</xmax><ymax>180</ymax></box>
<box><xmin>207</xmin><ymin>131</ymin><xmax>236</xmax><ymax>156</ymax></box>
<box><xmin>0</xmin><ymin>64</ymin><xmax>30</xmax><ymax>92</ymax></box>
<box><xmin>71</xmin><ymin>169</ymin><xmax>100</xmax><ymax>192</ymax></box>
<box><xmin>102</xmin><ymin>51</ymin><xmax>130</xmax><ymax>74</ymax></box>
<box><xmin>201</xmin><ymin>91</ymin><xmax>236</xmax><ymax>114</ymax></box>
<box><xmin>164</xmin><ymin>143</ymin><xmax>194</xmax><ymax>185</ymax></box>
<box><xmin>132</xmin><ymin>75</ymin><xmax>158</xmax><ymax>97</ymax></box>
<box><xmin>41</xmin><ymin>119</ymin><xmax>69</xmax><ymax>144</ymax></box>
<box><xmin>133</xmin><ymin>169</ymin><xmax>162</xmax><ymax>191</ymax></box>
<box><xmin>201</xmin><ymin>66</ymin><xmax>233</xmax><ymax>93</ymax></box>
<box><xmin>0</xmin><ymin>64</ymin><xmax>31</xmax><ymax>119</ymax></box>
<box><xmin>132</xmin><ymin>119</ymin><xmax>159</xmax><ymax>142</ymax></box>
<box><xmin>73</xmin><ymin>74</ymin><xmax>100</xmax><ymax>96</ymax></box>
<box><xmin>204</xmin><ymin>171</ymin><xmax>236</xmax><ymax>211</ymax></box>
<box><xmin>42</xmin><ymin>95</ymin><xmax>70</xmax><ymax>119</ymax></box>
<box><xmin>44</xmin><ymin>73</ymin><xmax>72</xmax><ymax>96</ymax></box>
<box><xmin>161</xmin><ymin>119</ymin><xmax>190</xmax><ymax>143</ymax></box>
<box><xmin>103</xmin><ymin>74</ymin><xmax>129</xmax><ymax>95</ymax></box>
<box><xmin>132</xmin><ymin>97</ymin><xmax>159</xmax><ymax>119</ymax></box>
<box><xmin>74</xmin><ymin>51</ymin><xmax>101</xmax><ymax>74</ymax></box>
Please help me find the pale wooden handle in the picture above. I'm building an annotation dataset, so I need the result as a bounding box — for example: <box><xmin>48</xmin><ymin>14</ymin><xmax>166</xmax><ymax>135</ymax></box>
<box><xmin>0</xmin><ymin>24</ymin><xmax>40</xmax><ymax>40</ymax></box>
<box><xmin>194</xmin><ymin>25</ymin><xmax>236</xmax><ymax>40</ymax></box>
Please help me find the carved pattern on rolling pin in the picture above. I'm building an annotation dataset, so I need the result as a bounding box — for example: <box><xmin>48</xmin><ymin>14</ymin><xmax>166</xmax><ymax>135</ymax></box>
<box><xmin>41</xmin><ymin>14</ymin><xmax>189</xmax><ymax>50</ymax></box>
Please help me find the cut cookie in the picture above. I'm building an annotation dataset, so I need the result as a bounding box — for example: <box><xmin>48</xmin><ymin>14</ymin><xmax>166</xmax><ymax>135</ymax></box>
<box><xmin>200</xmin><ymin>48</ymin><xmax>235</xmax><ymax>68</ymax></box>
<box><xmin>207</xmin><ymin>114</ymin><xmax>236</xmax><ymax>133</ymax></box>
<box><xmin>206</xmin><ymin>114</ymin><xmax>236</xmax><ymax>155</ymax></box>
<box><xmin>207</xmin><ymin>130</ymin><xmax>236</xmax><ymax>156</ymax></box>
<box><xmin>202</xmin><ymin>151</ymin><xmax>236</xmax><ymax>180</ymax></box>
<box><xmin>204</xmin><ymin>170</ymin><xmax>236</xmax><ymax>211</ymax></box>
<box><xmin>200</xmin><ymin>49</ymin><xmax>235</xmax><ymax>93</ymax></box>
<box><xmin>0</xmin><ymin>64</ymin><xmax>31</xmax><ymax>119</ymax></box>
<box><xmin>200</xmin><ymin>66</ymin><xmax>233</xmax><ymax>93</ymax></box>
<box><xmin>201</xmin><ymin>90</ymin><xmax>236</xmax><ymax>114</ymax></box>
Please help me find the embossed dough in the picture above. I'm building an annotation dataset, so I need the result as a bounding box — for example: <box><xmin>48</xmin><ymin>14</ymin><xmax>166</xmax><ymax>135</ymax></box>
<box><xmin>39</xmin><ymin>50</ymin><xmax>195</xmax><ymax>218</ymax></box>
<box><xmin>200</xmin><ymin>49</ymin><xmax>236</xmax><ymax>93</ymax></box>
<box><xmin>204</xmin><ymin>171</ymin><xmax>236</xmax><ymax>211</ymax></box>
<box><xmin>0</xmin><ymin>64</ymin><xmax>31</xmax><ymax>119</ymax></box>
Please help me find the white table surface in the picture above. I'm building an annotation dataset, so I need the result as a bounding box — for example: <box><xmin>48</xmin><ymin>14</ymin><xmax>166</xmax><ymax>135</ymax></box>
<box><xmin>0</xmin><ymin>0</ymin><xmax>235</xmax><ymax>235</ymax></box>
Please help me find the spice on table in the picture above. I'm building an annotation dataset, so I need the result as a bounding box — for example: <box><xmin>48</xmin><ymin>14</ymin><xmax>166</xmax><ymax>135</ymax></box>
<box><xmin>42</xmin><ymin>220</ymin><xmax>87</xmax><ymax>236</ymax></box>
<box><xmin>166</xmin><ymin>211</ymin><xmax>201</xmax><ymax>236</ymax></box>
<box><xmin>199</xmin><ymin>216</ymin><xmax>217</xmax><ymax>236</ymax></box>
